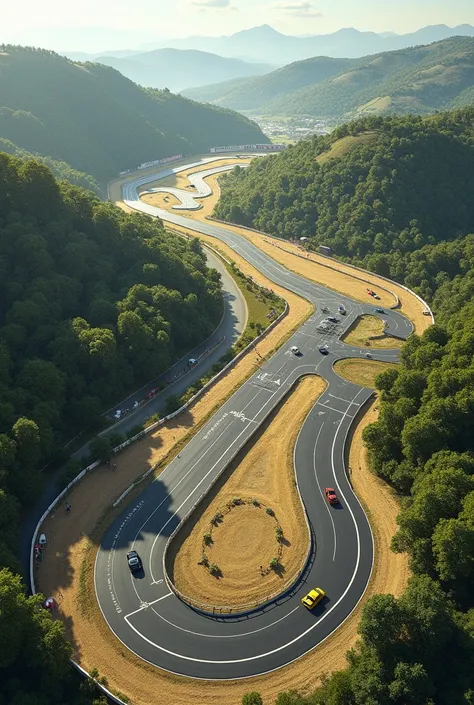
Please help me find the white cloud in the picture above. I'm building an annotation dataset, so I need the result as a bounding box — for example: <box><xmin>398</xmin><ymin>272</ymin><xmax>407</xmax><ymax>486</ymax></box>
<box><xmin>191</xmin><ymin>0</ymin><xmax>232</xmax><ymax>7</ymax></box>
<box><xmin>271</xmin><ymin>1</ymin><xmax>323</xmax><ymax>17</ymax></box>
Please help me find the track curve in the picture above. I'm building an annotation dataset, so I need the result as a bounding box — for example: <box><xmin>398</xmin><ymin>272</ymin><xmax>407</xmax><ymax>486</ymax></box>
<box><xmin>95</xmin><ymin>157</ymin><xmax>413</xmax><ymax>679</ymax></box>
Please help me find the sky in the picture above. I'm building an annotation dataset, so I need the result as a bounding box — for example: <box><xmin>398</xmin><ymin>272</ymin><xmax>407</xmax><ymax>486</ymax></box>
<box><xmin>2</xmin><ymin>0</ymin><xmax>474</xmax><ymax>51</ymax></box>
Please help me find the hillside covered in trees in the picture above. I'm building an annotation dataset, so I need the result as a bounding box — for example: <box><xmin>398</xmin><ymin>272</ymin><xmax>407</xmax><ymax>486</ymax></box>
<box><xmin>219</xmin><ymin>108</ymin><xmax>474</xmax><ymax>704</ymax></box>
<box><xmin>0</xmin><ymin>152</ymin><xmax>223</xmax><ymax>580</ymax></box>
<box><xmin>216</xmin><ymin>109</ymin><xmax>474</xmax><ymax>303</ymax></box>
<box><xmin>0</xmin><ymin>46</ymin><xmax>267</xmax><ymax>191</ymax></box>
<box><xmin>184</xmin><ymin>36</ymin><xmax>474</xmax><ymax>119</ymax></box>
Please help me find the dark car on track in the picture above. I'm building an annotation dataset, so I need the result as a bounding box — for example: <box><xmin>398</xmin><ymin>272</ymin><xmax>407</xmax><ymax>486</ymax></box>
<box><xmin>327</xmin><ymin>316</ymin><xmax>339</xmax><ymax>323</ymax></box>
<box><xmin>319</xmin><ymin>345</ymin><xmax>329</xmax><ymax>354</ymax></box>
<box><xmin>375</xmin><ymin>308</ymin><xmax>384</xmax><ymax>314</ymax></box>
<box><xmin>127</xmin><ymin>550</ymin><xmax>142</xmax><ymax>573</ymax></box>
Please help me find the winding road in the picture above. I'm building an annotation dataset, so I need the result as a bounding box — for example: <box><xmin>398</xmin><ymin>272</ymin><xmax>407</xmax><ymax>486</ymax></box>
<box><xmin>94</xmin><ymin>156</ymin><xmax>413</xmax><ymax>680</ymax></box>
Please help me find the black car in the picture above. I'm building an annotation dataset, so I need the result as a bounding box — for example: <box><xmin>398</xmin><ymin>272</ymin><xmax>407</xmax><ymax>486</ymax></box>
<box><xmin>127</xmin><ymin>550</ymin><xmax>142</xmax><ymax>573</ymax></box>
<box><xmin>327</xmin><ymin>316</ymin><xmax>339</xmax><ymax>323</ymax></box>
<box><xmin>319</xmin><ymin>346</ymin><xmax>329</xmax><ymax>355</ymax></box>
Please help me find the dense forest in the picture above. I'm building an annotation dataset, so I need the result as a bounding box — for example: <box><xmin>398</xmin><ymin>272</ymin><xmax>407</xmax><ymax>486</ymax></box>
<box><xmin>220</xmin><ymin>109</ymin><xmax>474</xmax><ymax>703</ymax></box>
<box><xmin>184</xmin><ymin>36</ymin><xmax>474</xmax><ymax>118</ymax></box>
<box><xmin>0</xmin><ymin>46</ymin><xmax>267</xmax><ymax>190</ymax></box>
<box><xmin>0</xmin><ymin>151</ymin><xmax>223</xmax><ymax>655</ymax></box>
<box><xmin>216</xmin><ymin>109</ymin><xmax>474</xmax><ymax>302</ymax></box>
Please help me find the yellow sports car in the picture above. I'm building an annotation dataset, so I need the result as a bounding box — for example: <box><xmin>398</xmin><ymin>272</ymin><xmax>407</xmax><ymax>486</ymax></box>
<box><xmin>301</xmin><ymin>587</ymin><xmax>326</xmax><ymax>610</ymax></box>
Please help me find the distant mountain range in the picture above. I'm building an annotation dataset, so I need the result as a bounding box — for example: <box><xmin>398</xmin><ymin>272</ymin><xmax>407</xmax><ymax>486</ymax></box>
<box><xmin>138</xmin><ymin>23</ymin><xmax>474</xmax><ymax>65</ymax></box>
<box><xmin>182</xmin><ymin>36</ymin><xmax>474</xmax><ymax>119</ymax></box>
<box><xmin>0</xmin><ymin>46</ymin><xmax>267</xmax><ymax>187</ymax></box>
<box><xmin>63</xmin><ymin>48</ymin><xmax>274</xmax><ymax>92</ymax></box>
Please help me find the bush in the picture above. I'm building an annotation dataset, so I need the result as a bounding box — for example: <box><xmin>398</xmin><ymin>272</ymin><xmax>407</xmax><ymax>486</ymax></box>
<box><xmin>89</xmin><ymin>436</ymin><xmax>112</xmax><ymax>464</ymax></box>
<box><xmin>165</xmin><ymin>394</ymin><xmax>182</xmax><ymax>415</ymax></box>
<box><xmin>209</xmin><ymin>563</ymin><xmax>220</xmax><ymax>576</ymax></box>
<box><xmin>126</xmin><ymin>424</ymin><xmax>143</xmax><ymax>440</ymax></box>
<box><xmin>276</xmin><ymin>526</ymin><xmax>284</xmax><ymax>541</ymax></box>
<box><xmin>266</xmin><ymin>507</ymin><xmax>275</xmax><ymax>516</ymax></box>
<box><xmin>269</xmin><ymin>557</ymin><xmax>280</xmax><ymax>570</ymax></box>
<box><xmin>108</xmin><ymin>431</ymin><xmax>126</xmax><ymax>448</ymax></box>
<box><xmin>242</xmin><ymin>693</ymin><xmax>263</xmax><ymax>705</ymax></box>
<box><xmin>143</xmin><ymin>412</ymin><xmax>160</xmax><ymax>428</ymax></box>
<box><xmin>56</xmin><ymin>459</ymin><xmax>83</xmax><ymax>491</ymax></box>
<box><xmin>203</xmin><ymin>532</ymin><xmax>212</xmax><ymax>545</ymax></box>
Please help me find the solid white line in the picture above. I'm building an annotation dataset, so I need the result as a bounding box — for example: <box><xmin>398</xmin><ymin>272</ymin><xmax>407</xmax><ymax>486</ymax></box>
<box><xmin>311</xmin><ymin>423</ymin><xmax>337</xmax><ymax>562</ymax></box>
<box><xmin>316</xmin><ymin>402</ymin><xmax>354</xmax><ymax>416</ymax></box>
<box><xmin>150</xmin><ymin>604</ymin><xmax>300</xmax><ymax>639</ymax></box>
<box><xmin>329</xmin><ymin>393</ymin><xmax>361</xmax><ymax>406</ymax></box>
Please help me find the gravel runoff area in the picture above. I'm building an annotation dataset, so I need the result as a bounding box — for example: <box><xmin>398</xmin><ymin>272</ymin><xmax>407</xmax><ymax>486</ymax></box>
<box><xmin>170</xmin><ymin>376</ymin><xmax>326</xmax><ymax>610</ymax></box>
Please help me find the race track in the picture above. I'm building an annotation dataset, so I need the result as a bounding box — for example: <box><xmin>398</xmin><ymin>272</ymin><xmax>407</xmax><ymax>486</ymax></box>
<box><xmin>95</xmin><ymin>156</ymin><xmax>413</xmax><ymax>679</ymax></box>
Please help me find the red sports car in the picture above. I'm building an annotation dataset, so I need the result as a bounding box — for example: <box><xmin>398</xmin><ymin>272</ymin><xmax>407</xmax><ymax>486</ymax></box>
<box><xmin>325</xmin><ymin>487</ymin><xmax>339</xmax><ymax>505</ymax></box>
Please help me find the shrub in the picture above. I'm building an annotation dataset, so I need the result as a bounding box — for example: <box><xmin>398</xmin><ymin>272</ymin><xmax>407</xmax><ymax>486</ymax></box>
<box><xmin>143</xmin><ymin>413</ymin><xmax>160</xmax><ymax>428</ymax></box>
<box><xmin>232</xmin><ymin>497</ymin><xmax>242</xmax><ymax>505</ymax></box>
<box><xmin>269</xmin><ymin>558</ymin><xmax>279</xmax><ymax>570</ymax></box>
<box><xmin>252</xmin><ymin>498</ymin><xmax>260</xmax><ymax>507</ymax></box>
<box><xmin>266</xmin><ymin>507</ymin><xmax>275</xmax><ymax>516</ymax></box>
<box><xmin>276</xmin><ymin>526</ymin><xmax>284</xmax><ymax>541</ymax></box>
<box><xmin>209</xmin><ymin>563</ymin><xmax>220</xmax><ymax>576</ymax></box>
<box><xmin>203</xmin><ymin>532</ymin><xmax>213</xmax><ymax>545</ymax></box>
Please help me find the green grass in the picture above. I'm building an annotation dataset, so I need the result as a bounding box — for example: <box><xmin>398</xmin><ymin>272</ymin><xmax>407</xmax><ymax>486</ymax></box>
<box><xmin>225</xmin><ymin>262</ymin><xmax>286</xmax><ymax>354</ymax></box>
<box><xmin>316</xmin><ymin>131</ymin><xmax>379</xmax><ymax>164</ymax></box>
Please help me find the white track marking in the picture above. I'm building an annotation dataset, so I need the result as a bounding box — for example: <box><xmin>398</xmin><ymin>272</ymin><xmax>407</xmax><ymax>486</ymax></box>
<box><xmin>124</xmin><ymin>592</ymin><xmax>172</xmax><ymax>619</ymax></box>
<box><xmin>311</xmin><ymin>423</ymin><xmax>337</xmax><ymax>561</ymax></box>
<box><xmin>149</xmin><ymin>604</ymin><xmax>299</xmax><ymax>639</ymax></box>
<box><xmin>123</xmin><ymin>388</ymin><xmax>366</xmax><ymax>664</ymax></box>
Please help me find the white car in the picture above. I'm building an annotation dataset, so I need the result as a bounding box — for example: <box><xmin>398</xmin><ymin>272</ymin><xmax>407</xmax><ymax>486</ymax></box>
<box><xmin>290</xmin><ymin>346</ymin><xmax>300</xmax><ymax>355</ymax></box>
<box><xmin>114</xmin><ymin>410</ymin><xmax>122</xmax><ymax>420</ymax></box>
<box><xmin>338</xmin><ymin>305</ymin><xmax>346</xmax><ymax>315</ymax></box>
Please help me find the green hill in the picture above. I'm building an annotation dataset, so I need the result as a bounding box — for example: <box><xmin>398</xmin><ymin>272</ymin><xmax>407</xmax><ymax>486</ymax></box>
<box><xmin>0</xmin><ymin>46</ymin><xmax>267</xmax><ymax>189</ymax></box>
<box><xmin>183</xmin><ymin>37</ymin><xmax>474</xmax><ymax>119</ymax></box>
<box><xmin>183</xmin><ymin>55</ymin><xmax>351</xmax><ymax>111</ymax></box>
<box><xmin>215</xmin><ymin>109</ymin><xmax>474</xmax><ymax>704</ymax></box>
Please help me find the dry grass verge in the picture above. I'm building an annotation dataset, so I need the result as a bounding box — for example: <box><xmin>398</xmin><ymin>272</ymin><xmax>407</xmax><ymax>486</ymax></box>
<box><xmin>335</xmin><ymin>359</ymin><xmax>395</xmax><ymax>388</ymax></box>
<box><xmin>171</xmin><ymin>376</ymin><xmax>326</xmax><ymax>609</ymax></box>
<box><xmin>135</xmin><ymin>160</ymin><xmax>430</xmax><ymax>333</ymax></box>
<box><xmin>36</xmin><ymin>392</ymin><xmax>408</xmax><ymax>705</ymax></box>
<box><xmin>342</xmin><ymin>315</ymin><xmax>401</xmax><ymax>349</ymax></box>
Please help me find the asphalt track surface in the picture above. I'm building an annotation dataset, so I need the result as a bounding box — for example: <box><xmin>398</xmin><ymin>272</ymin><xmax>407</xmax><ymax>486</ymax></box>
<box><xmin>95</xmin><ymin>157</ymin><xmax>413</xmax><ymax>680</ymax></box>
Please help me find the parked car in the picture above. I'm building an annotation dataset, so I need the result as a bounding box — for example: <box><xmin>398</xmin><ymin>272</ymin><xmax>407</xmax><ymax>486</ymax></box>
<box><xmin>319</xmin><ymin>345</ymin><xmax>329</xmax><ymax>355</ymax></box>
<box><xmin>290</xmin><ymin>345</ymin><xmax>300</xmax><ymax>355</ymax></box>
<box><xmin>301</xmin><ymin>587</ymin><xmax>326</xmax><ymax>610</ymax></box>
<box><xmin>127</xmin><ymin>550</ymin><xmax>142</xmax><ymax>573</ymax></box>
<box><xmin>327</xmin><ymin>316</ymin><xmax>339</xmax><ymax>323</ymax></box>
<box><xmin>338</xmin><ymin>305</ymin><xmax>346</xmax><ymax>315</ymax></box>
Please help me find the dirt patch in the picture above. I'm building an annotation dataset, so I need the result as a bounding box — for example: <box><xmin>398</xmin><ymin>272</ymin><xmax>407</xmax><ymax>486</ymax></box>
<box><xmin>335</xmin><ymin>359</ymin><xmax>395</xmax><ymax>388</ymax></box>
<box><xmin>171</xmin><ymin>376</ymin><xmax>325</xmax><ymax>609</ymax></box>
<box><xmin>342</xmin><ymin>315</ymin><xmax>400</xmax><ymax>348</ymax></box>
<box><xmin>141</xmin><ymin>191</ymin><xmax>181</xmax><ymax>209</ymax></box>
